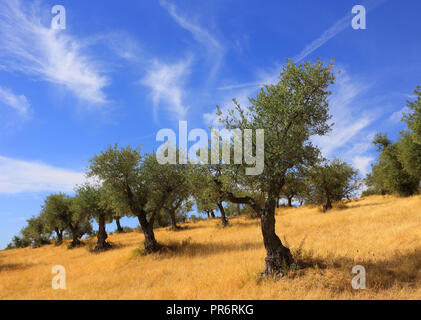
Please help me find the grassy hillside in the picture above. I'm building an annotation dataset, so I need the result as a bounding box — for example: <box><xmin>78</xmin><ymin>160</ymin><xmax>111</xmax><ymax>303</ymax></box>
<box><xmin>1</xmin><ymin>195</ymin><xmax>421</xmax><ymax>300</ymax></box>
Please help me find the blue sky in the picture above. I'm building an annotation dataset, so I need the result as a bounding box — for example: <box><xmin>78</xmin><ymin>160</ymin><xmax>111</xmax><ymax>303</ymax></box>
<box><xmin>0</xmin><ymin>0</ymin><xmax>420</xmax><ymax>248</ymax></box>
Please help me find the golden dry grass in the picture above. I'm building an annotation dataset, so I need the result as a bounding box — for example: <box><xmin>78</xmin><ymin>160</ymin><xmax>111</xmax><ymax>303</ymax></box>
<box><xmin>1</xmin><ymin>194</ymin><xmax>421</xmax><ymax>300</ymax></box>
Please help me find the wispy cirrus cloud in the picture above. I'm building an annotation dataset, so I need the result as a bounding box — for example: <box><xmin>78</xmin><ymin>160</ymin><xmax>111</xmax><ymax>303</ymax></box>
<box><xmin>159</xmin><ymin>0</ymin><xmax>224</xmax><ymax>79</ymax></box>
<box><xmin>140</xmin><ymin>57</ymin><xmax>192</xmax><ymax>121</ymax></box>
<box><xmin>294</xmin><ymin>0</ymin><xmax>387</xmax><ymax>62</ymax></box>
<box><xmin>0</xmin><ymin>86</ymin><xmax>30</xmax><ymax>116</ymax></box>
<box><xmin>351</xmin><ymin>155</ymin><xmax>374</xmax><ymax>176</ymax></box>
<box><xmin>312</xmin><ymin>70</ymin><xmax>375</xmax><ymax>155</ymax></box>
<box><xmin>0</xmin><ymin>155</ymin><xmax>85</xmax><ymax>194</ymax></box>
<box><xmin>217</xmin><ymin>0</ymin><xmax>388</xmax><ymax>92</ymax></box>
<box><xmin>0</xmin><ymin>0</ymin><xmax>109</xmax><ymax>105</ymax></box>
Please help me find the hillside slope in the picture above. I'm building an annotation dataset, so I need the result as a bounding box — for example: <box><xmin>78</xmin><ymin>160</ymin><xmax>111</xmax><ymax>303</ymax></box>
<box><xmin>1</xmin><ymin>195</ymin><xmax>421</xmax><ymax>299</ymax></box>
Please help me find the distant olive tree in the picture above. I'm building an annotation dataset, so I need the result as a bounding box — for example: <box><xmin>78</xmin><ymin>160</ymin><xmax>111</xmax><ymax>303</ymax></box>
<box><xmin>41</xmin><ymin>193</ymin><xmax>71</xmax><ymax>244</ymax></box>
<box><xmin>74</xmin><ymin>184</ymin><xmax>115</xmax><ymax>251</ymax></box>
<box><xmin>307</xmin><ymin>159</ymin><xmax>360</xmax><ymax>211</ymax></box>
<box><xmin>280</xmin><ymin>169</ymin><xmax>309</xmax><ymax>207</ymax></box>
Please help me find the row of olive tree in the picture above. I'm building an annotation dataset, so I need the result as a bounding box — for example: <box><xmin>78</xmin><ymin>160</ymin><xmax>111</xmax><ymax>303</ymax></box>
<box><xmin>7</xmin><ymin>59</ymin><xmax>365</xmax><ymax>276</ymax></box>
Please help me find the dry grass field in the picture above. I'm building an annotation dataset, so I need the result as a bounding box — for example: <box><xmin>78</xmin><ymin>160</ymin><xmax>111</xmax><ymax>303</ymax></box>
<box><xmin>1</xmin><ymin>194</ymin><xmax>421</xmax><ymax>300</ymax></box>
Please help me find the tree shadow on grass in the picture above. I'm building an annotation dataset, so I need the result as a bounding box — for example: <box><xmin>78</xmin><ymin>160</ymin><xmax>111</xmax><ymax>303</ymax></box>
<box><xmin>288</xmin><ymin>247</ymin><xmax>421</xmax><ymax>294</ymax></box>
<box><xmin>167</xmin><ymin>224</ymin><xmax>207</xmax><ymax>231</ymax></box>
<box><xmin>135</xmin><ymin>238</ymin><xmax>263</xmax><ymax>259</ymax></box>
<box><xmin>338</xmin><ymin>202</ymin><xmax>386</xmax><ymax>211</ymax></box>
<box><xmin>229</xmin><ymin>220</ymin><xmax>260</xmax><ymax>228</ymax></box>
<box><xmin>173</xmin><ymin>224</ymin><xmax>209</xmax><ymax>231</ymax></box>
<box><xmin>85</xmin><ymin>240</ymin><xmax>127</xmax><ymax>254</ymax></box>
<box><xmin>0</xmin><ymin>262</ymin><xmax>34</xmax><ymax>272</ymax></box>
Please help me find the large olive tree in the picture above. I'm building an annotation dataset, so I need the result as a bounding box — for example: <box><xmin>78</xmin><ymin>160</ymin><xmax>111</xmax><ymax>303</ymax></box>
<box><xmin>213</xmin><ymin>59</ymin><xmax>335</xmax><ymax>275</ymax></box>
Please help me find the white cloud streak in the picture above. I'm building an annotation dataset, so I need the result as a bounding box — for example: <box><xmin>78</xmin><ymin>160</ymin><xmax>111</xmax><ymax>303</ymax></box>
<box><xmin>313</xmin><ymin>71</ymin><xmax>375</xmax><ymax>156</ymax></box>
<box><xmin>0</xmin><ymin>86</ymin><xmax>30</xmax><ymax>116</ymax></box>
<box><xmin>159</xmin><ymin>0</ymin><xmax>224</xmax><ymax>79</ymax></box>
<box><xmin>0</xmin><ymin>0</ymin><xmax>109</xmax><ymax>105</ymax></box>
<box><xmin>217</xmin><ymin>0</ymin><xmax>387</xmax><ymax>91</ymax></box>
<box><xmin>294</xmin><ymin>0</ymin><xmax>387</xmax><ymax>62</ymax></box>
<box><xmin>389</xmin><ymin>106</ymin><xmax>410</xmax><ymax>123</ymax></box>
<box><xmin>352</xmin><ymin>155</ymin><xmax>374</xmax><ymax>176</ymax></box>
<box><xmin>140</xmin><ymin>58</ymin><xmax>191</xmax><ymax>121</ymax></box>
<box><xmin>0</xmin><ymin>155</ymin><xmax>85</xmax><ymax>194</ymax></box>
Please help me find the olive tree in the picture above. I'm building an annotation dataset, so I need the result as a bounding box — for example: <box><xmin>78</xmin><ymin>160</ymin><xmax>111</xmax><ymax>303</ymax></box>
<box><xmin>21</xmin><ymin>215</ymin><xmax>51</xmax><ymax>248</ymax></box>
<box><xmin>147</xmin><ymin>152</ymin><xmax>192</xmax><ymax>230</ymax></box>
<box><xmin>87</xmin><ymin>145</ymin><xmax>159</xmax><ymax>252</ymax></box>
<box><xmin>307</xmin><ymin>158</ymin><xmax>360</xmax><ymax>211</ymax></box>
<box><xmin>213</xmin><ymin>59</ymin><xmax>335</xmax><ymax>275</ymax></box>
<box><xmin>88</xmin><ymin>145</ymin><xmax>184</xmax><ymax>253</ymax></box>
<box><xmin>74</xmin><ymin>184</ymin><xmax>115</xmax><ymax>251</ymax></box>
<box><xmin>367</xmin><ymin>133</ymin><xmax>419</xmax><ymax>196</ymax></box>
<box><xmin>41</xmin><ymin>193</ymin><xmax>91</xmax><ymax>247</ymax></box>
<box><xmin>280</xmin><ymin>169</ymin><xmax>309</xmax><ymax>207</ymax></box>
<box><xmin>41</xmin><ymin>193</ymin><xmax>71</xmax><ymax>244</ymax></box>
<box><xmin>190</xmin><ymin>163</ymin><xmax>231</xmax><ymax>226</ymax></box>
<box><xmin>398</xmin><ymin>86</ymin><xmax>421</xmax><ymax>182</ymax></box>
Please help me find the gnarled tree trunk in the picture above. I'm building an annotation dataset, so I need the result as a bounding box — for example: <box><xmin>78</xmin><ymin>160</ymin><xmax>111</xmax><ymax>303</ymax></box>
<box><xmin>217</xmin><ymin>202</ymin><xmax>229</xmax><ymax>227</ymax></box>
<box><xmin>70</xmin><ymin>233</ymin><xmax>81</xmax><ymax>247</ymax></box>
<box><xmin>323</xmin><ymin>194</ymin><xmax>332</xmax><ymax>212</ymax></box>
<box><xmin>287</xmin><ymin>196</ymin><xmax>293</xmax><ymax>207</ymax></box>
<box><xmin>261</xmin><ymin>198</ymin><xmax>293</xmax><ymax>276</ymax></box>
<box><xmin>137</xmin><ymin>213</ymin><xmax>160</xmax><ymax>253</ymax></box>
<box><xmin>225</xmin><ymin>191</ymin><xmax>294</xmax><ymax>276</ymax></box>
<box><xmin>127</xmin><ymin>187</ymin><xmax>161</xmax><ymax>253</ymax></box>
<box><xmin>210</xmin><ymin>211</ymin><xmax>215</xmax><ymax>219</ymax></box>
<box><xmin>96</xmin><ymin>215</ymin><xmax>111</xmax><ymax>251</ymax></box>
<box><xmin>115</xmin><ymin>217</ymin><xmax>123</xmax><ymax>233</ymax></box>
<box><xmin>55</xmin><ymin>228</ymin><xmax>63</xmax><ymax>245</ymax></box>
<box><xmin>169</xmin><ymin>208</ymin><xmax>179</xmax><ymax>230</ymax></box>
<box><xmin>68</xmin><ymin>224</ymin><xmax>81</xmax><ymax>248</ymax></box>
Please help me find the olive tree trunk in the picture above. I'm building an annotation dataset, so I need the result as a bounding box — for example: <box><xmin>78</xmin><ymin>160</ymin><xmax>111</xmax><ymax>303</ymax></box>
<box><xmin>55</xmin><ymin>228</ymin><xmax>63</xmax><ymax>245</ymax></box>
<box><xmin>68</xmin><ymin>224</ymin><xmax>81</xmax><ymax>247</ymax></box>
<box><xmin>137</xmin><ymin>213</ymin><xmax>160</xmax><ymax>253</ymax></box>
<box><xmin>115</xmin><ymin>217</ymin><xmax>123</xmax><ymax>233</ymax></box>
<box><xmin>96</xmin><ymin>215</ymin><xmax>111</xmax><ymax>251</ymax></box>
<box><xmin>225</xmin><ymin>192</ymin><xmax>294</xmax><ymax>276</ymax></box>
<box><xmin>261</xmin><ymin>199</ymin><xmax>293</xmax><ymax>275</ymax></box>
<box><xmin>217</xmin><ymin>202</ymin><xmax>229</xmax><ymax>227</ymax></box>
<box><xmin>127</xmin><ymin>188</ymin><xmax>161</xmax><ymax>253</ymax></box>
<box><xmin>169</xmin><ymin>208</ymin><xmax>179</xmax><ymax>230</ymax></box>
<box><xmin>323</xmin><ymin>194</ymin><xmax>332</xmax><ymax>212</ymax></box>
